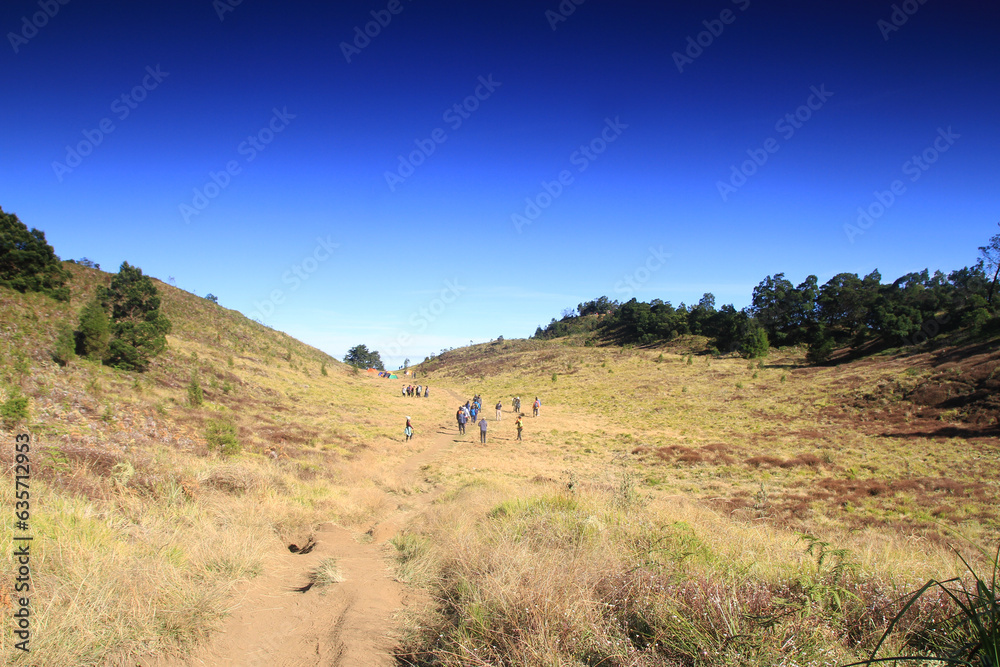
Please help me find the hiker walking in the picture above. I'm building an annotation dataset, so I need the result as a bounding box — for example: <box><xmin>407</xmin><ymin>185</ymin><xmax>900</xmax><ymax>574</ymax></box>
<box><xmin>424</xmin><ymin>386</ymin><xmax>429</xmax><ymax>398</ymax></box>
<box><xmin>401</xmin><ymin>385</ymin><xmax>406</xmax><ymax>397</ymax></box>
<box><xmin>478</xmin><ymin>416</ymin><xmax>488</xmax><ymax>444</ymax></box>
<box><xmin>404</xmin><ymin>416</ymin><xmax>413</xmax><ymax>441</ymax></box>
<box><xmin>457</xmin><ymin>407</ymin><xmax>467</xmax><ymax>434</ymax></box>
<box><xmin>513</xmin><ymin>396</ymin><xmax>520</xmax><ymax>413</ymax></box>
<box><xmin>515</xmin><ymin>415</ymin><xmax>523</xmax><ymax>441</ymax></box>
<box><xmin>533</xmin><ymin>396</ymin><xmax>540</xmax><ymax>417</ymax></box>
<box><xmin>495</xmin><ymin>400</ymin><xmax>502</xmax><ymax>421</ymax></box>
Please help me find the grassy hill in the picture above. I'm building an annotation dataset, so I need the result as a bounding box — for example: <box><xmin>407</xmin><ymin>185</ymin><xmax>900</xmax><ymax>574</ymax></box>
<box><xmin>0</xmin><ymin>262</ymin><xmax>448</xmax><ymax>665</ymax></box>
<box><xmin>2</xmin><ymin>267</ymin><xmax>998</xmax><ymax>665</ymax></box>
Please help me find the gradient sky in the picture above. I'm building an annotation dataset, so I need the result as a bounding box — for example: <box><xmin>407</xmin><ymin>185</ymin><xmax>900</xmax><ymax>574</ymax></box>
<box><xmin>3</xmin><ymin>0</ymin><xmax>998</xmax><ymax>367</ymax></box>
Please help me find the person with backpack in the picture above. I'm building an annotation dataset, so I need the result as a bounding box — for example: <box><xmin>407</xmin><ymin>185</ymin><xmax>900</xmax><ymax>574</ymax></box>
<box><xmin>533</xmin><ymin>397</ymin><xmax>540</xmax><ymax>417</ymax></box>
<box><xmin>478</xmin><ymin>416</ymin><xmax>488</xmax><ymax>443</ymax></box>
<box><xmin>404</xmin><ymin>416</ymin><xmax>413</xmax><ymax>441</ymax></box>
<box><xmin>457</xmin><ymin>406</ymin><xmax>467</xmax><ymax>434</ymax></box>
<box><xmin>515</xmin><ymin>415</ymin><xmax>523</xmax><ymax>441</ymax></box>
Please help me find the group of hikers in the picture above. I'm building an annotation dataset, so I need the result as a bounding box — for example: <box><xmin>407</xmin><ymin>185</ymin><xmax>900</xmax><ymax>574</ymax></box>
<box><xmin>402</xmin><ymin>384</ymin><xmax>428</xmax><ymax>398</ymax></box>
<box><xmin>452</xmin><ymin>395</ymin><xmax>541</xmax><ymax>443</ymax></box>
<box><xmin>401</xmin><ymin>387</ymin><xmax>542</xmax><ymax>443</ymax></box>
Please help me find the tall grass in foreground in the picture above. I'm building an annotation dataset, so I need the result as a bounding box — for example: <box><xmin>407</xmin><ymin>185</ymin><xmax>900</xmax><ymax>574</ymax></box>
<box><xmin>847</xmin><ymin>540</ymin><xmax>999</xmax><ymax>667</ymax></box>
<box><xmin>394</xmin><ymin>483</ymin><xmax>968</xmax><ymax>667</ymax></box>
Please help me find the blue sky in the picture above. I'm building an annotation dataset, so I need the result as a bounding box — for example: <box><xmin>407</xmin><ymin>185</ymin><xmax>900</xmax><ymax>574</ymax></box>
<box><xmin>2</xmin><ymin>0</ymin><xmax>998</xmax><ymax>367</ymax></box>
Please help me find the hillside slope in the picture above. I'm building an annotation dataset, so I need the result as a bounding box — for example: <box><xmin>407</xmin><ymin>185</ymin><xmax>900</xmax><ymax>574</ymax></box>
<box><xmin>0</xmin><ymin>263</ymin><xmax>449</xmax><ymax>665</ymax></box>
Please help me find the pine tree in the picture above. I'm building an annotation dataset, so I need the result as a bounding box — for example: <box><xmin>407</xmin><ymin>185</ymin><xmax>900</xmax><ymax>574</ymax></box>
<box><xmin>0</xmin><ymin>207</ymin><xmax>70</xmax><ymax>300</ymax></box>
<box><xmin>76</xmin><ymin>298</ymin><xmax>111</xmax><ymax>361</ymax></box>
<box><xmin>102</xmin><ymin>262</ymin><xmax>172</xmax><ymax>371</ymax></box>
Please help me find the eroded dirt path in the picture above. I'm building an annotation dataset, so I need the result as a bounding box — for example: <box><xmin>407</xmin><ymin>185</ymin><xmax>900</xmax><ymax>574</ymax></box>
<box><xmin>146</xmin><ymin>398</ymin><xmax>463</xmax><ymax>667</ymax></box>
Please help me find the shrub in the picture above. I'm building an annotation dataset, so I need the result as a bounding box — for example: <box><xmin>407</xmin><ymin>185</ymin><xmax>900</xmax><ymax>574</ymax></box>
<box><xmin>320</xmin><ymin>362</ymin><xmax>328</xmax><ymax>376</ymax></box>
<box><xmin>1</xmin><ymin>387</ymin><xmax>29</xmax><ymax>426</ymax></box>
<box><xmin>205</xmin><ymin>420</ymin><xmax>240</xmax><ymax>456</ymax></box>
<box><xmin>52</xmin><ymin>323</ymin><xmax>76</xmax><ymax>366</ymax></box>
<box><xmin>807</xmin><ymin>336</ymin><xmax>836</xmax><ymax>364</ymax></box>
<box><xmin>187</xmin><ymin>375</ymin><xmax>203</xmax><ymax>406</ymax></box>
<box><xmin>740</xmin><ymin>320</ymin><xmax>770</xmax><ymax>359</ymax></box>
<box><xmin>75</xmin><ymin>298</ymin><xmax>110</xmax><ymax>361</ymax></box>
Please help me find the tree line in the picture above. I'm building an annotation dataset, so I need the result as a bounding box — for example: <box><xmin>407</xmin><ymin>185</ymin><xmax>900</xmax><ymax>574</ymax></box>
<box><xmin>534</xmin><ymin>228</ymin><xmax>1000</xmax><ymax>362</ymax></box>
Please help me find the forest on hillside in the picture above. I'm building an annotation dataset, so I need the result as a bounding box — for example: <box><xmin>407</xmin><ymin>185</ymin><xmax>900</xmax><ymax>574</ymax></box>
<box><xmin>534</xmin><ymin>229</ymin><xmax>1000</xmax><ymax>361</ymax></box>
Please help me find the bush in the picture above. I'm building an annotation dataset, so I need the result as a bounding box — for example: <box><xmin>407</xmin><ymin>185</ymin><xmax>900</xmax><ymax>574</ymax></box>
<box><xmin>740</xmin><ymin>320</ymin><xmax>770</xmax><ymax>359</ymax></box>
<box><xmin>320</xmin><ymin>362</ymin><xmax>328</xmax><ymax>376</ymax></box>
<box><xmin>1</xmin><ymin>387</ymin><xmax>29</xmax><ymax>426</ymax></box>
<box><xmin>807</xmin><ymin>336</ymin><xmax>836</xmax><ymax>364</ymax></box>
<box><xmin>52</xmin><ymin>323</ymin><xmax>76</xmax><ymax>366</ymax></box>
<box><xmin>75</xmin><ymin>298</ymin><xmax>110</xmax><ymax>361</ymax></box>
<box><xmin>205</xmin><ymin>420</ymin><xmax>240</xmax><ymax>456</ymax></box>
<box><xmin>188</xmin><ymin>375</ymin><xmax>203</xmax><ymax>406</ymax></box>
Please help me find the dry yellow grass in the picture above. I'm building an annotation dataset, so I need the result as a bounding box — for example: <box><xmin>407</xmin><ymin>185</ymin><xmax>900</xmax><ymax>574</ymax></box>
<box><xmin>2</xmin><ymin>270</ymin><xmax>996</xmax><ymax>665</ymax></box>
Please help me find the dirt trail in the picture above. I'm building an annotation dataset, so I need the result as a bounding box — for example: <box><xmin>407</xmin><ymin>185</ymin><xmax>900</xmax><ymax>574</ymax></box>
<box><xmin>146</xmin><ymin>394</ymin><xmax>463</xmax><ymax>667</ymax></box>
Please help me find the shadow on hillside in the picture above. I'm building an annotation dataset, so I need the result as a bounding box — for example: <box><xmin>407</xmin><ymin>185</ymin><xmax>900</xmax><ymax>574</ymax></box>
<box><xmin>929</xmin><ymin>337</ymin><xmax>1000</xmax><ymax>365</ymax></box>
<box><xmin>880</xmin><ymin>425</ymin><xmax>1000</xmax><ymax>440</ymax></box>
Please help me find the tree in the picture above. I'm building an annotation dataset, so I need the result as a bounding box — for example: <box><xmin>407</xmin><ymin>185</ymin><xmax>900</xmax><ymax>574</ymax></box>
<box><xmin>75</xmin><ymin>298</ymin><xmax>110</xmax><ymax>361</ymax></box>
<box><xmin>698</xmin><ymin>292</ymin><xmax>716</xmax><ymax>312</ymax></box>
<box><xmin>102</xmin><ymin>262</ymin><xmax>172</xmax><ymax>371</ymax></box>
<box><xmin>52</xmin><ymin>323</ymin><xmax>76</xmax><ymax>366</ymax></box>
<box><xmin>403</xmin><ymin>358</ymin><xmax>410</xmax><ymax>371</ymax></box>
<box><xmin>0</xmin><ymin>207</ymin><xmax>70</xmax><ymax>301</ymax></box>
<box><xmin>205</xmin><ymin>293</ymin><xmax>218</xmax><ymax>303</ymax></box>
<box><xmin>578</xmin><ymin>296</ymin><xmax>619</xmax><ymax>316</ymax></box>
<box><xmin>817</xmin><ymin>271</ymin><xmax>881</xmax><ymax>340</ymax></box>
<box><xmin>343</xmin><ymin>344</ymin><xmax>384</xmax><ymax>370</ymax></box>
<box><xmin>740</xmin><ymin>318</ymin><xmax>770</xmax><ymax>359</ymax></box>
<box><xmin>979</xmin><ymin>222</ymin><xmax>1000</xmax><ymax>304</ymax></box>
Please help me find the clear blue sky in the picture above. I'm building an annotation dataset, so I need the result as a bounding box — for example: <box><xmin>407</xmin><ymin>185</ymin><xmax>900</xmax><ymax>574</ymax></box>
<box><xmin>3</xmin><ymin>0</ymin><xmax>998</xmax><ymax>367</ymax></box>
